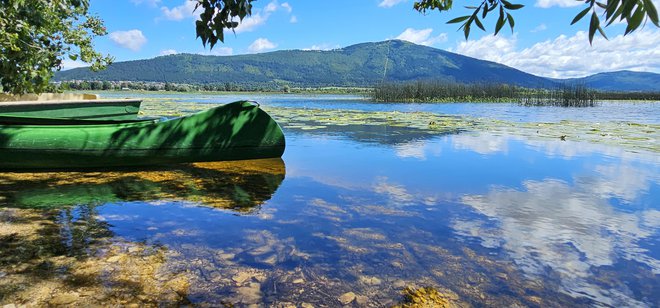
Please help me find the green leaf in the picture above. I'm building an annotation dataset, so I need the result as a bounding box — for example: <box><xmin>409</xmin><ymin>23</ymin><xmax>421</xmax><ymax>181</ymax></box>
<box><xmin>621</xmin><ymin>0</ymin><xmax>637</xmax><ymax>19</ymax></box>
<box><xmin>506</xmin><ymin>13</ymin><xmax>515</xmax><ymax>32</ymax></box>
<box><xmin>495</xmin><ymin>6</ymin><xmax>506</xmax><ymax>35</ymax></box>
<box><xmin>571</xmin><ymin>7</ymin><xmax>591</xmax><ymax>25</ymax></box>
<box><xmin>597</xmin><ymin>25</ymin><xmax>609</xmax><ymax>40</ymax></box>
<box><xmin>625</xmin><ymin>5</ymin><xmax>645</xmax><ymax>34</ymax></box>
<box><xmin>605</xmin><ymin>0</ymin><xmax>620</xmax><ymax>20</ymax></box>
<box><xmin>501</xmin><ymin>0</ymin><xmax>524</xmax><ymax>10</ymax></box>
<box><xmin>446</xmin><ymin>15</ymin><xmax>470</xmax><ymax>24</ymax></box>
<box><xmin>589</xmin><ymin>12</ymin><xmax>599</xmax><ymax>44</ymax></box>
<box><xmin>607</xmin><ymin>2</ymin><xmax>626</xmax><ymax>26</ymax></box>
<box><xmin>643</xmin><ymin>0</ymin><xmax>659</xmax><ymax>26</ymax></box>
<box><xmin>474</xmin><ymin>16</ymin><xmax>486</xmax><ymax>31</ymax></box>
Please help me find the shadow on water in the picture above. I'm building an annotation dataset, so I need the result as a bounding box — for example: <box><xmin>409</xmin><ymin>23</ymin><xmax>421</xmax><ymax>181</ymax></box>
<box><xmin>289</xmin><ymin>123</ymin><xmax>464</xmax><ymax>146</ymax></box>
<box><xmin>0</xmin><ymin>158</ymin><xmax>284</xmax><ymax>306</ymax></box>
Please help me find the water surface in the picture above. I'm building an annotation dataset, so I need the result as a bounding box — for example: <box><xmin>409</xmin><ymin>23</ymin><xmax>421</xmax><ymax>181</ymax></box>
<box><xmin>1</xmin><ymin>94</ymin><xmax>658</xmax><ymax>307</ymax></box>
<box><xmin>102</xmin><ymin>92</ymin><xmax>660</xmax><ymax>124</ymax></box>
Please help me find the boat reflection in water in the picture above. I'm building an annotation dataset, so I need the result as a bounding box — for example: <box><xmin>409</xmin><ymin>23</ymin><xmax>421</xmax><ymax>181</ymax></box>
<box><xmin>0</xmin><ymin>158</ymin><xmax>285</xmax><ymax>306</ymax></box>
<box><xmin>0</xmin><ymin>158</ymin><xmax>285</xmax><ymax>212</ymax></box>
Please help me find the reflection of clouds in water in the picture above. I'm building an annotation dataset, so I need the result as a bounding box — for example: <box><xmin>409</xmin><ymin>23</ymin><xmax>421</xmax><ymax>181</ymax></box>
<box><xmin>458</xmin><ymin>177</ymin><xmax>660</xmax><ymax>306</ymax></box>
<box><xmin>453</xmin><ymin>131</ymin><xmax>659</xmax><ymax>166</ymax></box>
<box><xmin>580</xmin><ymin>163</ymin><xmax>659</xmax><ymax>203</ymax></box>
<box><xmin>451</xmin><ymin>133</ymin><xmax>513</xmax><ymax>154</ymax></box>
<box><xmin>373</xmin><ymin>177</ymin><xmax>415</xmax><ymax>205</ymax></box>
<box><xmin>524</xmin><ymin>137</ymin><xmax>660</xmax><ymax>164</ymax></box>
<box><xmin>96</xmin><ymin>214</ymin><xmax>140</xmax><ymax>221</ymax></box>
<box><xmin>394</xmin><ymin>140</ymin><xmax>441</xmax><ymax>160</ymax></box>
<box><xmin>372</xmin><ymin>177</ymin><xmax>444</xmax><ymax>207</ymax></box>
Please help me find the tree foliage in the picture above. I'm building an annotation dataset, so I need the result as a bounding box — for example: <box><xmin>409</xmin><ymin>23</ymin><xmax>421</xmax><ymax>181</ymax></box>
<box><xmin>195</xmin><ymin>0</ymin><xmax>659</xmax><ymax>49</ymax></box>
<box><xmin>0</xmin><ymin>0</ymin><xmax>113</xmax><ymax>94</ymax></box>
<box><xmin>413</xmin><ymin>0</ymin><xmax>659</xmax><ymax>44</ymax></box>
<box><xmin>194</xmin><ymin>0</ymin><xmax>254</xmax><ymax>49</ymax></box>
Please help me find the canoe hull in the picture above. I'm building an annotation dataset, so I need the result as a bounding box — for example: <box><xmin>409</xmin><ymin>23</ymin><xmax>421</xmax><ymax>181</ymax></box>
<box><xmin>0</xmin><ymin>99</ymin><xmax>142</xmax><ymax>120</ymax></box>
<box><xmin>0</xmin><ymin>101</ymin><xmax>285</xmax><ymax>169</ymax></box>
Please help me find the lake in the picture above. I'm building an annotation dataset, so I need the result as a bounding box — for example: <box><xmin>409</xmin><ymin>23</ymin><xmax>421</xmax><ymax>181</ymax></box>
<box><xmin>1</xmin><ymin>93</ymin><xmax>658</xmax><ymax>307</ymax></box>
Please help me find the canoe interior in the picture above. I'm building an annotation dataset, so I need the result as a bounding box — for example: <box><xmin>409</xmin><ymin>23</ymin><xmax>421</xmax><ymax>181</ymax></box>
<box><xmin>0</xmin><ymin>99</ymin><xmax>142</xmax><ymax>120</ymax></box>
<box><xmin>0</xmin><ymin>101</ymin><xmax>285</xmax><ymax>169</ymax></box>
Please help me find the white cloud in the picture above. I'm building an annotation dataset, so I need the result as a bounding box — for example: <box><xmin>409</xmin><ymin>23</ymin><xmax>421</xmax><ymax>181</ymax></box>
<box><xmin>535</xmin><ymin>0</ymin><xmax>582</xmax><ymax>8</ymax></box>
<box><xmin>290</xmin><ymin>15</ymin><xmax>298</xmax><ymax>23</ymax></box>
<box><xmin>531</xmin><ymin>23</ymin><xmax>547</xmax><ymax>33</ymax></box>
<box><xmin>235</xmin><ymin>0</ymin><xmax>293</xmax><ymax>33</ymax></box>
<box><xmin>160</xmin><ymin>0</ymin><xmax>197</xmax><ymax>21</ymax></box>
<box><xmin>131</xmin><ymin>0</ymin><xmax>160</xmax><ymax>6</ymax></box>
<box><xmin>453</xmin><ymin>33</ymin><xmax>517</xmax><ymax>64</ymax></box>
<box><xmin>197</xmin><ymin>47</ymin><xmax>234</xmax><ymax>57</ymax></box>
<box><xmin>160</xmin><ymin>49</ymin><xmax>177</xmax><ymax>56</ymax></box>
<box><xmin>379</xmin><ymin>0</ymin><xmax>407</xmax><ymax>8</ymax></box>
<box><xmin>281</xmin><ymin>2</ymin><xmax>293</xmax><ymax>13</ymax></box>
<box><xmin>453</xmin><ymin>29</ymin><xmax>660</xmax><ymax>78</ymax></box>
<box><xmin>209</xmin><ymin>47</ymin><xmax>233</xmax><ymax>56</ymax></box>
<box><xmin>264</xmin><ymin>0</ymin><xmax>279</xmax><ymax>13</ymax></box>
<box><xmin>248</xmin><ymin>38</ymin><xmax>277</xmax><ymax>53</ymax></box>
<box><xmin>235</xmin><ymin>13</ymin><xmax>269</xmax><ymax>33</ymax></box>
<box><xmin>60</xmin><ymin>59</ymin><xmax>87</xmax><ymax>71</ymax></box>
<box><xmin>303</xmin><ymin>43</ymin><xmax>340</xmax><ymax>51</ymax></box>
<box><xmin>109</xmin><ymin>29</ymin><xmax>147</xmax><ymax>51</ymax></box>
<box><xmin>395</xmin><ymin>28</ymin><xmax>448</xmax><ymax>46</ymax></box>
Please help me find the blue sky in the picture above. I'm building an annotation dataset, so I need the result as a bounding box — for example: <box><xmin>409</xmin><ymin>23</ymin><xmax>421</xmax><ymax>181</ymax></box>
<box><xmin>71</xmin><ymin>0</ymin><xmax>660</xmax><ymax>78</ymax></box>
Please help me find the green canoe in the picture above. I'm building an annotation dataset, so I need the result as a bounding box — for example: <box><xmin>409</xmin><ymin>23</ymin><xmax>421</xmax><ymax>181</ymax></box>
<box><xmin>0</xmin><ymin>101</ymin><xmax>285</xmax><ymax>169</ymax></box>
<box><xmin>0</xmin><ymin>98</ymin><xmax>142</xmax><ymax>120</ymax></box>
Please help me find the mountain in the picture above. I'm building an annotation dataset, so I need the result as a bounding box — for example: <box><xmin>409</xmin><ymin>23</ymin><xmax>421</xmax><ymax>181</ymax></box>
<box><xmin>562</xmin><ymin>71</ymin><xmax>660</xmax><ymax>92</ymax></box>
<box><xmin>54</xmin><ymin>40</ymin><xmax>552</xmax><ymax>88</ymax></box>
<box><xmin>54</xmin><ymin>40</ymin><xmax>659</xmax><ymax>92</ymax></box>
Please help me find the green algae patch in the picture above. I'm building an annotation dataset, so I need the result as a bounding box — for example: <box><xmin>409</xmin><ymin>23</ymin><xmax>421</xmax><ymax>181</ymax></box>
<box><xmin>486</xmin><ymin>120</ymin><xmax>659</xmax><ymax>153</ymax></box>
<box><xmin>138</xmin><ymin>99</ymin><xmax>659</xmax><ymax>153</ymax></box>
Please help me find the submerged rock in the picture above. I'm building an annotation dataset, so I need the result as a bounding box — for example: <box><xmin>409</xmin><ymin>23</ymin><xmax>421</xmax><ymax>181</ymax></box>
<box><xmin>48</xmin><ymin>292</ymin><xmax>80</xmax><ymax>305</ymax></box>
<box><xmin>338</xmin><ymin>292</ymin><xmax>356</xmax><ymax>305</ymax></box>
<box><xmin>393</xmin><ymin>286</ymin><xmax>461</xmax><ymax>308</ymax></box>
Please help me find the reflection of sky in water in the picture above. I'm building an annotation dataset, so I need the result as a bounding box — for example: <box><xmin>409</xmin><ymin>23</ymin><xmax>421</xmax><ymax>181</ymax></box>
<box><xmin>100</xmin><ymin>92</ymin><xmax>660</xmax><ymax>124</ymax></box>
<box><xmin>91</xmin><ymin>127</ymin><xmax>660</xmax><ymax>306</ymax></box>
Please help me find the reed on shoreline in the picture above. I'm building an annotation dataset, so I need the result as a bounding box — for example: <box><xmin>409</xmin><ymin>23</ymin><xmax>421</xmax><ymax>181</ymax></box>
<box><xmin>370</xmin><ymin>81</ymin><xmax>660</xmax><ymax>106</ymax></box>
<box><xmin>370</xmin><ymin>81</ymin><xmax>519</xmax><ymax>103</ymax></box>
<box><xmin>519</xmin><ymin>83</ymin><xmax>596</xmax><ymax>107</ymax></box>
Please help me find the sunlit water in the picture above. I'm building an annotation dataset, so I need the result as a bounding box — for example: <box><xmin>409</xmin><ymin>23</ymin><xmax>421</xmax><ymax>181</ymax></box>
<box><xmin>102</xmin><ymin>92</ymin><xmax>660</xmax><ymax>124</ymax></box>
<box><xmin>1</xmin><ymin>94</ymin><xmax>658</xmax><ymax>307</ymax></box>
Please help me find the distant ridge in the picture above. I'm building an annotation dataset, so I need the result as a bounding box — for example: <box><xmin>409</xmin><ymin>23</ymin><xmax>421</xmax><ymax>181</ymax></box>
<box><xmin>561</xmin><ymin>70</ymin><xmax>660</xmax><ymax>92</ymax></box>
<box><xmin>54</xmin><ymin>40</ymin><xmax>660</xmax><ymax>92</ymax></box>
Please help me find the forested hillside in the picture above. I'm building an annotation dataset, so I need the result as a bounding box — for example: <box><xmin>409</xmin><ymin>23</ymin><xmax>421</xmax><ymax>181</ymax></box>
<box><xmin>55</xmin><ymin>40</ymin><xmax>660</xmax><ymax>92</ymax></box>
<box><xmin>55</xmin><ymin>40</ymin><xmax>551</xmax><ymax>88</ymax></box>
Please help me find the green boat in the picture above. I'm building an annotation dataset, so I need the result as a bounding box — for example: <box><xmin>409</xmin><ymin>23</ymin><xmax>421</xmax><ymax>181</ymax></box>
<box><xmin>0</xmin><ymin>98</ymin><xmax>142</xmax><ymax>120</ymax></box>
<box><xmin>0</xmin><ymin>101</ymin><xmax>285</xmax><ymax>169</ymax></box>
